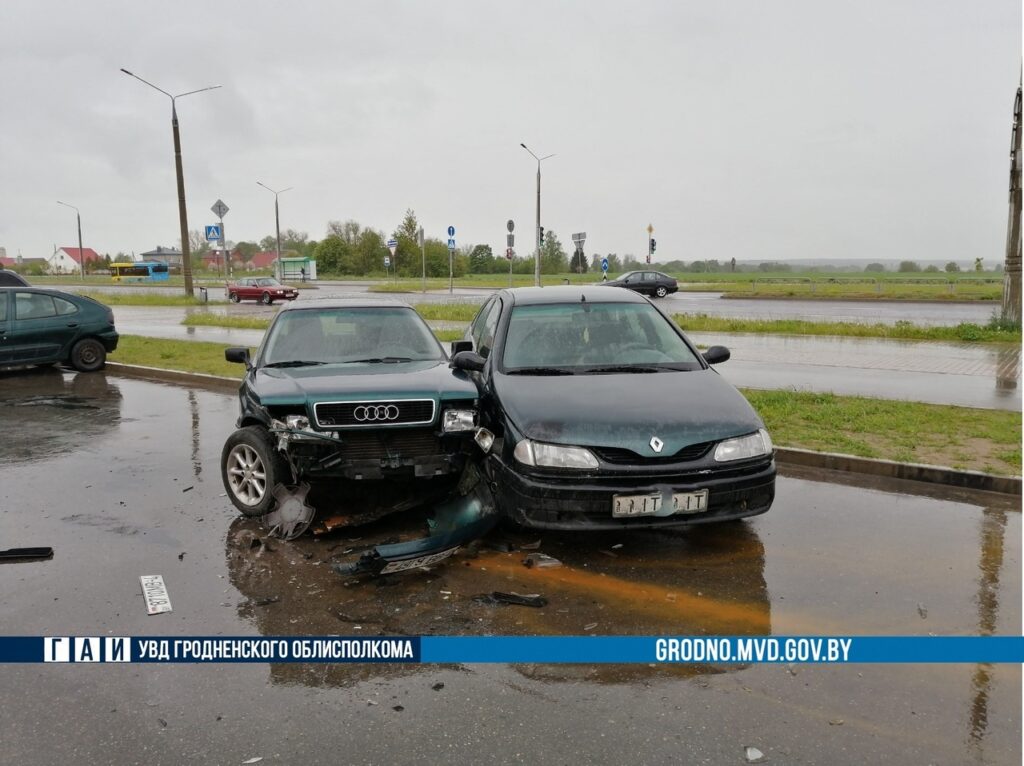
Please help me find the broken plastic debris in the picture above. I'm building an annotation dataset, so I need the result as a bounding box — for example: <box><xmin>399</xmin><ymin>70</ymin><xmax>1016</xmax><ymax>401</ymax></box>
<box><xmin>917</xmin><ymin>603</ymin><xmax>928</xmax><ymax>619</ymax></box>
<box><xmin>432</xmin><ymin>682</ymin><xmax>445</xmax><ymax>691</ymax></box>
<box><xmin>474</xmin><ymin>591</ymin><xmax>548</xmax><ymax>608</ymax></box>
<box><xmin>334</xmin><ymin>467</ymin><xmax>498</xmax><ymax>577</ymax></box>
<box><xmin>523</xmin><ymin>553</ymin><xmax>562</xmax><ymax>569</ymax></box>
<box><xmin>519</xmin><ymin>539</ymin><xmax>543</xmax><ymax>550</ymax></box>
<box><xmin>583</xmin><ymin>622</ymin><xmax>598</xmax><ymax>631</ymax></box>
<box><xmin>829</xmin><ymin>718</ymin><xmax>844</xmax><ymax>726</ymax></box>
<box><xmin>744</xmin><ymin>746</ymin><xmax>765</xmax><ymax>763</ymax></box>
<box><xmin>241</xmin><ymin>759</ymin><xmax>264</xmax><ymax>765</ymax></box>
<box><xmin>611</xmin><ymin>543</ymin><xmax>623</xmax><ymax>550</ymax></box>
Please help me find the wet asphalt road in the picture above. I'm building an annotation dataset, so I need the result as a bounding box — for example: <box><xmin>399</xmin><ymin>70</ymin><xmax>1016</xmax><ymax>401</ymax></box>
<box><xmin>66</xmin><ymin>280</ymin><xmax>1000</xmax><ymax>326</ymax></box>
<box><xmin>0</xmin><ymin>371</ymin><xmax>1020</xmax><ymax>765</ymax></box>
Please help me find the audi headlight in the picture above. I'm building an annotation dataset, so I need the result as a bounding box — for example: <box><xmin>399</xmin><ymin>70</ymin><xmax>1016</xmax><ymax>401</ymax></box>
<box><xmin>442</xmin><ymin>409</ymin><xmax>477</xmax><ymax>432</ymax></box>
<box><xmin>285</xmin><ymin>415</ymin><xmax>311</xmax><ymax>431</ymax></box>
<box><xmin>713</xmin><ymin>429</ymin><xmax>773</xmax><ymax>462</ymax></box>
<box><xmin>513</xmin><ymin>439</ymin><xmax>599</xmax><ymax>469</ymax></box>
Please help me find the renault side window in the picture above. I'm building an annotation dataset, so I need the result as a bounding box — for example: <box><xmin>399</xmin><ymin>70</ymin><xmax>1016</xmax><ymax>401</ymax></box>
<box><xmin>0</xmin><ymin>292</ymin><xmax>7</xmax><ymax>322</ymax></box>
<box><xmin>477</xmin><ymin>298</ymin><xmax>503</xmax><ymax>358</ymax></box>
<box><xmin>469</xmin><ymin>297</ymin><xmax>495</xmax><ymax>350</ymax></box>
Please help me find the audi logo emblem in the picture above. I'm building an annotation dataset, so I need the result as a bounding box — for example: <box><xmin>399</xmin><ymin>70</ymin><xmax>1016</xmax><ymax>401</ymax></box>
<box><xmin>353</xmin><ymin>404</ymin><xmax>400</xmax><ymax>422</ymax></box>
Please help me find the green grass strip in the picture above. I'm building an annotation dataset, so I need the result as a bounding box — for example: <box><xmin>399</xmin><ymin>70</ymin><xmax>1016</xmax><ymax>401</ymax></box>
<box><xmin>108</xmin><ymin>335</ymin><xmax>1020</xmax><ymax>476</ymax></box>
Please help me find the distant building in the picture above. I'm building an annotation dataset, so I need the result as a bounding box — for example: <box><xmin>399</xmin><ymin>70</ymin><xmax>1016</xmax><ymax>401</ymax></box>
<box><xmin>1</xmin><ymin>255</ymin><xmax>48</xmax><ymax>271</ymax></box>
<box><xmin>247</xmin><ymin>251</ymin><xmax>278</xmax><ymax>271</ymax></box>
<box><xmin>140</xmin><ymin>246</ymin><xmax>184</xmax><ymax>268</ymax></box>
<box><xmin>48</xmin><ymin>247</ymin><xmax>102</xmax><ymax>274</ymax></box>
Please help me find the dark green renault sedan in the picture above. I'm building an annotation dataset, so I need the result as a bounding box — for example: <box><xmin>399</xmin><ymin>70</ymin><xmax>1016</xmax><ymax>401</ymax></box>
<box><xmin>0</xmin><ymin>288</ymin><xmax>118</xmax><ymax>372</ymax></box>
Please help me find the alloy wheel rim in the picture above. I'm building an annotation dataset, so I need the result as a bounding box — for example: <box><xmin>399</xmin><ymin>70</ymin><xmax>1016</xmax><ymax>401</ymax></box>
<box><xmin>226</xmin><ymin>444</ymin><xmax>267</xmax><ymax>506</ymax></box>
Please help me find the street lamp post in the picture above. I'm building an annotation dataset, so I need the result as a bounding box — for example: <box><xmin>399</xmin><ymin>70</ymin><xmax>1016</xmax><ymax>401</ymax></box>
<box><xmin>56</xmin><ymin>201</ymin><xmax>85</xmax><ymax>281</ymax></box>
<box><xmin>121</xmin><ymin>68</ymin><xmax>221</xmax><ymax>298</ymax></box>
<box><xmin>257</xmin><ymin>182</ymin><xmax>293</xmax><ymax>280</ymax></box>
<box><xmin>520</xmin><ymin>143</ymin><xmax>555</xmax><ymax>287</ymax></box>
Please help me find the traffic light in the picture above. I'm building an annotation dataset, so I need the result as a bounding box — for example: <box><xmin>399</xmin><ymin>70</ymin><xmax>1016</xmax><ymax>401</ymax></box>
<box><xmin>649</xmin><ymin>238</ymin><xmax>657</xmax><ymax>254</ymax></box>
<box><xmin>539</xmin><ymin>226</ymin><xmax>545</xmax><ymax>244</ymax></box>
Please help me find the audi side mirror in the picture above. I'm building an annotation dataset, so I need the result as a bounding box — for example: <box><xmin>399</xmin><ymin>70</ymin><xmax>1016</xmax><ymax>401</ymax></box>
<box><xmin>702</xmin><ymin>345</ymin><xmax>731</xmax><ymax>365</ymax></box>
<box><xmin>450</xmin><ymin>340</ymin><xmax>473</xmax><ymax>356</ymax></box>
<box><xmin>225</xmin><ymin>347</ymin><xmax>251</xmax><ymax>368</ymax></box>
<box><xmin>450</xmin><ymin>350</ymin><xmax>486</xmax><ymax>372</ymax></box>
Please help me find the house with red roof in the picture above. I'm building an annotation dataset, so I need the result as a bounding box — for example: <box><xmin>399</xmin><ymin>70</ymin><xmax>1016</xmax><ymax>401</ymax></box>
<box><xmin>48</xmin><ymin>247</ymin><xmax>102</xmax><ymax>275</ymax></box>
<box><xmin>246</xmin><ymin>251</ymin><xmax>279</xmax><ymax>271</ymax></box>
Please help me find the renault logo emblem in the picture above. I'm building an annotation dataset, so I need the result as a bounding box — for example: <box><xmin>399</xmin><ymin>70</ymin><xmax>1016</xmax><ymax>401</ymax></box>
<box><xmin>650</xmin><ymin>436</ymin><xmax>664</xmax><ymax>453</ymax></box>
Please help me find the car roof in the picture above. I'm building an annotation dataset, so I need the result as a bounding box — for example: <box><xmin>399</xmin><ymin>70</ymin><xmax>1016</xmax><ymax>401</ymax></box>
<box><xmin>277</xmin><ymin>296</ymin><xmax>414</xmax><ymax>311</ymax></box>
<box><xmin>502</xmin><ymin>285</ymin><xmax>648</xmax><ymax>306</ymax></box>
<box><xmin>0</xmin><ymin>286</ymin><xmax>76</xmax><ymax>296</ymax></box>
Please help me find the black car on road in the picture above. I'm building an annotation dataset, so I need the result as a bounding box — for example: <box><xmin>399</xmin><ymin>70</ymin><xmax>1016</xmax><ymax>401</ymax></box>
<box><xmin>0</xmin><ymin>270</ymin><xmax>29</xmax><ymax>287</ymax></box>
<box><xmin>451</xmin><ymin>286</ymin><xmax>775</xmax><ymax>530</ymax></box>
<box><xmin>601</xmin><ymin>270</ymin><xmax>678</xmax><ymax>298</ymax></box>
<box><xmin>221</xmin><ymin>298</ymin><xmax>482</xmax><ymax>539</ymax></box>
<box><xmin>0</xmin><ymin>287</ymin><xmax>118</xmax><ymax>372</ymax></box>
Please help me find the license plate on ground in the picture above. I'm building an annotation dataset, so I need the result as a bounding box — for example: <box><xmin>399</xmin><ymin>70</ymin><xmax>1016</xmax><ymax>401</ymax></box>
<box><xmin>612</xmin><ymin>490</ymin><xmax>708</xmax><ymax>518</ymax></box>
<box><xmin>140</xmin><ymin>574</ymin><xmax>172</xmax><ymax>615</ymax></box>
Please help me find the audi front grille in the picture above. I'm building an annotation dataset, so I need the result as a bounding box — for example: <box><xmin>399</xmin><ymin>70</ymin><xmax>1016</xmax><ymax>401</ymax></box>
<box><xmin>313</xmin><ymin>399</ymin><xmax>436</xmax><ymax>429</ymax></box>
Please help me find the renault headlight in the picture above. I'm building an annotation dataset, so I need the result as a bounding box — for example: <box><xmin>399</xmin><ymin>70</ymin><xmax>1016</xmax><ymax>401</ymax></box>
<box><xmin>513</xmin><ymin>439</ymin><xmax>599</xmax><ymax>469</ymax></box>
<box><xmin>713</xmin><ymin>429</ymin><xmax>773</xmax><ymax>462</ymax></box>
<box><xmin>442</xmin><ymin>409</ymin><xmax>477</xmax><ymax>432</ymax></box>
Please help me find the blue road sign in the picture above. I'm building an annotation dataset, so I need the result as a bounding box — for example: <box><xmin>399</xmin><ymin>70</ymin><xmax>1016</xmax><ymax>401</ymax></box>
<box><xmin>386</xmin><ymin>239</ymin><xmax>397</xmax><ymax>248</ymax></box>
<box><xmin>205</xmin><ymin>225</ymin><xmax>221</xmax><ymax>241</ymax></box>
<box><xmin>447</xmin><ymin>225</ymin><xmax>455</xmax><ymax>238</ymax></box>
<box><xmin>447</xmin><ymin>238</ymin><xmax>456</xmax><ymax>251</ymax></box>
<box><xmin>601</xmin><ymin>257</ymin><xmax>609</xmax><ymax>272</ymax></box>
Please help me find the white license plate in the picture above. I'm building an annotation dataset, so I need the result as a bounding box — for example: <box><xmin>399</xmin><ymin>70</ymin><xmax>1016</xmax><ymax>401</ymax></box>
<box><xmin>612</xmin><ymin>490</ymin><xmax>708</xmax><ymax>518</ymax></box>
<box><xmin>140</xmin><ymin>575</ymin><xmax>172</xmax><ymax>615</ymax></box>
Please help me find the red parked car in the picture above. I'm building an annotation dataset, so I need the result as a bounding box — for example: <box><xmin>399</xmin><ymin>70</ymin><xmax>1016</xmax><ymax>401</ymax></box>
<box><xmin>225</xmin><ymin>277</ymin><xmax>299</xmax><ymax>305</ymax></box>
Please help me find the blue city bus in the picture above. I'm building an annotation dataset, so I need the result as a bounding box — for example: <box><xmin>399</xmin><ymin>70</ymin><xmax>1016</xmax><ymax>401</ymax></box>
<box><xmin>110</xmin><ymin>261</ymin><xmax>170</xmax><ymax>282</ymax></box>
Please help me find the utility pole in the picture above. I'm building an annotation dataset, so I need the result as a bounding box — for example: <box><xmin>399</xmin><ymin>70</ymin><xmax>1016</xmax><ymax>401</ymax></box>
<box><xmin>1001</xmin><ymin>78</ymin><xmax>1022</xmax><ymax>324</ymax></box>
<box><xmin>418</xmin><ymin>226</ymin><xmax>426</xmax><ymax>293</ymax></box>
<box><xmin>520</xmin><ymin>143</ymin><xmax>554</xmax><ymax>287</ymax></box>
<box><xmin>56</xmin><ymin>201</ymin><xmax>85</xmax><ymax>281</ymax></box>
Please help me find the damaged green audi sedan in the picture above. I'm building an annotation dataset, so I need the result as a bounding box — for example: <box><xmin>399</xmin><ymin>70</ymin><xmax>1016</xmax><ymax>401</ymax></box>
<box><xmin>220</xmin><ymin>299</ymin><xmax>486</xmax><ymax>540</ymax></box>
<box><xmin>451</xmin><ymin>286</ymin><xmax>776</xmax><ymax>530</ymax></box>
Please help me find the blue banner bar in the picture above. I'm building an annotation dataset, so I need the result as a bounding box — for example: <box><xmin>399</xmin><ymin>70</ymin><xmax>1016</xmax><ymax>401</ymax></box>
<box><xmin>2</xmin><ymin>636</ymin><xmax>1022</xmax><ymax>664</ymax></box>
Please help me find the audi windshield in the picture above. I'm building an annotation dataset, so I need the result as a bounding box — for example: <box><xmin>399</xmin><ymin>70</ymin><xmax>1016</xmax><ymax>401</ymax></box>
<box><xmin>501</xmin><ymin>302</ymin><xmax>703</xmax><ymax>373</ymax></box>
<box><xmin>260</xmin><ymin>307</ymin><xmax>445</xmax><ymax>366</ymax></box>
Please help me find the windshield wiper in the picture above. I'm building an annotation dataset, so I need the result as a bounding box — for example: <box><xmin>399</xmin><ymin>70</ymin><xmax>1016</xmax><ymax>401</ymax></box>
<box><xmin>263</xmin><ymin>360</ymin><xmax>326</xmax><ymax>368</ymax></box>
<box><xmin>584</xmin><ymin>365</ymin><xmax>669</xmax><ymax>374</ymax></box>
<box><xmin>343</xmin><ymin>357</ymin><xmax>414</xmax><ymax>364</ymax></box>
<box><xmin>505</xmin><ymin>367</ymin><xmax>577</xmax><ymax>376</ymax></box>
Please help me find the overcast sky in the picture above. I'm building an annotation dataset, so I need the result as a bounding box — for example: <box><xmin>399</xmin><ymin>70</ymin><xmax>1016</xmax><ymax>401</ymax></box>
<box><xmin>0</xmin><ymin>1</ymin><xmax>1019</xmax><ymax>264</ymax></box>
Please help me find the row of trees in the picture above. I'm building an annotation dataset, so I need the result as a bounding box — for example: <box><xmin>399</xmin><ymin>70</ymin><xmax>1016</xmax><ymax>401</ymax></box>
<box><xmin>174</xmin><ymin>210</ymin><xmax>1002</xmax><ymax>277</ymax></box>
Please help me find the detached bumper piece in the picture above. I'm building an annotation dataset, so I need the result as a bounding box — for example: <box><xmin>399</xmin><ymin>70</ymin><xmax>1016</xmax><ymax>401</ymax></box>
<box><xmin>492</xmin><ymin>456</ymin><xmax>776</xmax><ymax>530</ymax></box>
<box><xmin>333</xmin><ymin>465</ymin><xmax>498</xmax><ymax>577</ymax></box>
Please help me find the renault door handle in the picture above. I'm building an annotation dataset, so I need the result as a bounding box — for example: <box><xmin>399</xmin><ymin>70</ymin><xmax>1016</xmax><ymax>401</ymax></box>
<box><xmin>66</xmin><ymin>322</ymin><xmax>79</xmax><ymax>328</ymax></box>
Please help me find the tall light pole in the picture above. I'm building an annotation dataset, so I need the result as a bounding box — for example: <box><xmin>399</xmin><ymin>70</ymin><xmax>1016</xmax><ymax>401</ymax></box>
<box><xmin>520</xmin><ymin>143</ymin><xmax>555</xmax><ymax>287</ymax></box>
<box><xmin>121</xmin><ymin>68</ymin><xmax>221</xmax><ymax>298</ymax></box>
<box><xmin>56</xmin><ymin>201</ymin><xmax>85</xmax><ymax>281</ymax></box>
<box><xmin>257</xmin><ymin>182</ymin><xmax>293</xmax><ymax>280</ymax></box>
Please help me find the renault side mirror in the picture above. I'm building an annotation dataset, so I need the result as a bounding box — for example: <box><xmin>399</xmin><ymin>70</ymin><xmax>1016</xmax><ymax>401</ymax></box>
<box><xmin>450</xmin><ymin>340</ymin><xmax>473</xmax><ymax>356</ymax></box>
<box><xmin>450</xmin><ymin>350</ymin><xmax>486</xmax><ymax>372</ymax></box>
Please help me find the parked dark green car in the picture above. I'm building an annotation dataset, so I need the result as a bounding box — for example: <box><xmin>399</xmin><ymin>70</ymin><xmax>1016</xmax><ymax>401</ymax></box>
<box><xmin>0</xmin><ymin>288</ymin><xmax>118</xmax><ymax>372</ymax></box>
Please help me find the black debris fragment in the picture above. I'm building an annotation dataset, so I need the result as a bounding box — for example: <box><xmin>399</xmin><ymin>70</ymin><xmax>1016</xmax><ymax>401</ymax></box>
<box><xmin>432</xmin><ymin>682</ymin><xmax>445</xmax><ymax>691</ymax></box>
<box><xmin>181</xmin><ymin>486</ymin><xmax>194</xmax><ymax>493</ymax></box>
<box><xmin>473</xmin><ymin>591</ymin><xmax>548</xmax><ymax>608</ymax></box>
<box><xmin>0</xmin><ymin>547</ymin><xmax>54</xmax><ymax>562</ymax></box>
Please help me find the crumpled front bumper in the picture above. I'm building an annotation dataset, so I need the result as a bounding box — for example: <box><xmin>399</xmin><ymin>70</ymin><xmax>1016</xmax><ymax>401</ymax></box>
<box><xmin>489</xmin><ymin>454</ymin><xmax>776</xmax><ymax>530</ymax></box>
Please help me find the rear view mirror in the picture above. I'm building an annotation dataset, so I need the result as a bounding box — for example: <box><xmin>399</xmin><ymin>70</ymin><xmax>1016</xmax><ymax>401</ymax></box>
<box><xmin>450</xmin><ymin>340</ymin><xmax>473</xmax><ymax>356</ymax></box>
<box><xmin>702</xmin><ymin>345</ymin><xmax>731</xmax><ymax>365</ymax></box>
<box><xmin>225</xmin><ymin>347</ymin><xmax>251</xmax><ymax>367</ymax></box>
<box><xmin>450</xmin><ymin>350</ymin><xmax>486</xmax><ymax>372</ymax></box>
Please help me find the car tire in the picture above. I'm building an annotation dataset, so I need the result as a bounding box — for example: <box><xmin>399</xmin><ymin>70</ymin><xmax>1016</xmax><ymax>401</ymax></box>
<box><xmin>655</xmin><ymin>286</ymin><xmax>668</xmax><ymax>298</ymax></box>
<box><xmin>229</xmin><ymin>292</ymin><xmax>241</xmax><ymax>303</ymax></box>
<box><xmin>261</xmin><ymin>292</ymin><xmax>273</xmax><ymax>305</ymax></box>
<box><xmin>69</xmin><ymin>338</ymin><xmax>106</xmax><ymax>372</ymax></box>
<box><xmin>221</xmin><ymin>426</ymin><xmax>289</xmax><ymax>517</ymax></box>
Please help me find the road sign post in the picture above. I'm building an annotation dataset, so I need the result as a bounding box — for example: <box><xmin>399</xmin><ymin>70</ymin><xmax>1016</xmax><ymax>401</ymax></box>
<box><xmin>571</xmin><ymin>232</ymin><xmax>587</xmax><ymax>276</ymax></box>
<box><xmin>647</xmin><ymin>223</ymin><xmax>654</xmax><ymax>265</ymax></box>
<box><xmin>210</xmin><ymin>200</ymin><xmax>230</xmax><ymax>279</ymax></box>
<box><xmin>386</xmin><ymin>239</ymin><xmax>398</xmax><ymax>282</ymax></box>
<box><xmin>417</xmin><ymin>227</ymin><xmax>426</xmax><ymax>293</ymax></box>
<box><xmin>447</xmin><ymin>225</ymin><xmax>455</xmax><ymax>294</ymax></box>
